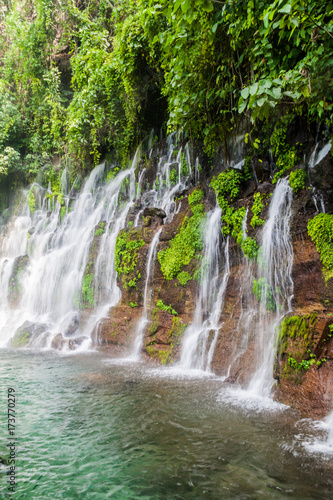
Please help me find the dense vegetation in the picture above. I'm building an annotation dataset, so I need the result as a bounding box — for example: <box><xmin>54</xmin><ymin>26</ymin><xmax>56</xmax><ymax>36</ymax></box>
<box><xmin>0</xmin><ymin>0</ymin><xmax>332</xmax><ymax>188</ymax></box>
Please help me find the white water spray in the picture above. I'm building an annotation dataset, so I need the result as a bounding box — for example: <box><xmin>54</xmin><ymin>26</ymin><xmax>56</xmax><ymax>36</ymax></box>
<box><xmin>179</xmin><ymin>206</ymin><xmax>230</xmax><ymax>372</ymax></box>
<box><xmin>0</xmin><ymin>158</ymin><xmax>137</xmax><ymax>350</ymax></box>
<box><xmin>131</xmin><ymin>228</ymin><xmax>162</xmax><ymax>360</ymax></box>
<box><xmin>248</xmin><ymin>178</ymin><xmax>294</xmax><ymax>397</ymax></box>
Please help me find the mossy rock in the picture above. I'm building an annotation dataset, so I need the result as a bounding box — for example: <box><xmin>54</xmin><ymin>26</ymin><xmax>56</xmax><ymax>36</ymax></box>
<box><xmin>10</xmin><ymin>321</ymin><xmax>48</xmax><ymax>348</ymax></box>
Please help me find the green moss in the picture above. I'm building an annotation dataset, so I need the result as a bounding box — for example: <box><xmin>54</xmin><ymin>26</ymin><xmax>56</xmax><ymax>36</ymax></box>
<box><xmin>158</xmin><ymin>194</ymin><xmax>205</xmax><ymax>281</ymax></box>
<box><xmin>82</xmin><ymin>273</ymin><xmax>95</xmax><ymax>308</ymax></box>
<box><xmin>277</xmin><ymin>314</ymin><xmax>317</xmax><ymax>357</ymax></box>
<box><xmin>95</xmin><ymin>222</ymin><xmax>106</xmax><ymax>236</ymax></box>
<box><xmin>289</xmin><ymin>169</ymin><xmax>306</xmax><ymax>193</ymax></box>
<box><xmin>250</xmin><ymin>192</ymin><xmax>265</xmax><ymax>228</ymax></box>
<box><xmin>242</xmin><ymin>237</ymin><xmax>259</xmax><ymax>260</ymax></box>
<box><xmin>177</xmin><ymin>271</ymin><xmax>191</xmax><ymax>286</ymax></box>
<box><xmin>11</xmin><ymin>330</ymin><xmax>30</xmax><ymax>348</ymax></box>
<box><xmin>115</xmin><ymin>229</ymin><xmax>145</xmax><ymax>289</ymax></box>
<box><xmin>308</xmin><ymin>214</ymin><xmax>333</xmax><ymax>281</ymax></box>
<box><xmin>188</xmin><ymin>188</ymin><xmax>204</xmax><ymax>207</ymax></box>
<box><xmin>129</xmin><ymin>301</ymin><xmax>138</xmax><ymax>308</ymax></box>
<box><xmin>156</xmin><ymin>300</ymin><xmax>178</xmax><ymax>316</ymax></box>
<box><xmin>210</xmin><ymin>168</ymin><xmax>244</xmax><ymax>212</ymax></box>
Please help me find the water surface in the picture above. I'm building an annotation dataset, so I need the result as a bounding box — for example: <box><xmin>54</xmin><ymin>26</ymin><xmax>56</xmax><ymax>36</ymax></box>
<box><xmin>0</xmin><ymin>350</ymin><xmax>332</xmax><ymax>499</ymax></box>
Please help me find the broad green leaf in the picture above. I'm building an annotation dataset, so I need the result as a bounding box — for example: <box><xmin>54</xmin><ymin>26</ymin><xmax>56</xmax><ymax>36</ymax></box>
<box><xmin>278</xmin><ymin>4</ymin><xmax>292</xmax><ymax>14</ymax></box>
<box><xmin>249</xmin><ymin>82</ymin><xmax>259</xmax><ymax>96</ymax></box>
<box><xmin>241</xmin><ymin>87</ymin><xmax>250</xmax><ymax>99</ymax></box>
<box><xmin>238</xmin><ymin>96</ymin><xmax>247</xmax><ymax>113</ymax></box>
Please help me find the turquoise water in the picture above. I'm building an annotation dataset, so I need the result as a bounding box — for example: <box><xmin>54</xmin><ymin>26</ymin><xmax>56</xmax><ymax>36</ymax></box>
<box><xmin>0</xmin><ymin>349</ymin><xmax>332</xmax><ymax>499</ymax></box>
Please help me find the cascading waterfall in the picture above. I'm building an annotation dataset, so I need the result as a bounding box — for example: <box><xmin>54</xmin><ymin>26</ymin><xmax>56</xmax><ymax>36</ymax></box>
<box><xmin>0</xmin><ymin>158</ymin><xmax>137</xmax><ymax>350</ymax></box>
<box><xmin>179</xmin><ymin>206</ymin><xmax>230</xmax><ymax>372</ymax></box>
<box><xmin>248</xmin><ymin>177</ymin><xmax>294</xmax><ymax>397</ymax></box>
<box><xmin>0</xmin><ymin>138</ymin><xmax>195</xmax><ymax>352</ymax></box>
<box><xmin>138</xmin><ymin>135</ymin><xmax>194</xmax><ymax>222</ymax></box>
<box><xmin>131</xmin><ymin>228</ymin><xmax>162</xmax><ymax>360</ymax></box>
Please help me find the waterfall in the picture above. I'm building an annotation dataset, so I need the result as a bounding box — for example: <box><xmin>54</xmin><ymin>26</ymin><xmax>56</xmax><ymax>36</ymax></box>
<box><xmin>326</xmin><ymin>411</ymin><xmax>333</xmax><ymax>446</ymax></box>
<box><xmin>0</xmin><ymin>159</ymin><xmax>136</xmax><ymax>350</ymax></box>
<box><xmin>138</xmin><ymin>135</ymin><xmax>193</xmax><ymax>222</ymax></box>
<box><xmin>131</xmin><ymin>228</ymin><xmax>162</xmax><ymax>360</ymax></box>
<box><xmin>179</xmin><ymin>206</ymin><xmax>230</xmax><ymax>372</ymax></box>
<box><xmin>248</xmin><ymin>178</ymin><xmax>294</xmax><ymax>396</ymax></box>
<box><xmin>309</xmin><ymin>141</ymin><xmax>331</xmax><ymax>169</ymax></box>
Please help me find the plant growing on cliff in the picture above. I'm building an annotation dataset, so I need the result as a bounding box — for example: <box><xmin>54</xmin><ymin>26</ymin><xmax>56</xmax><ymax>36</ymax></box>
<box><xmin>289</xmin><ymin>169</ymin><xmax>307</xmax><ymax>193</ymax></box>
<box><xmin>158</xmin><ymin>188</ymin><xmax>205</xmax><ymax>280</ymax></box>
<box><xmin>250</xmin><ymin>193</ymin><xmax>265</xmax><ymax>228</ymax></box>
<box><xmin>156</xmin><ymin>300</ymin><xmax>178</xmax><ymax>316</ymax></box>
<box><xmin>210</xmin><ymin>169</ymin><xmax>244</xmax><ymax>212</ymax></box>
<box><xmin>115</xmin><ymin>230</ymin><xmax>145</xmax><ymax>289</ymax></box>
<box><xmin>82</xmin><ymin>273</ymin><xmax>95</xmax><ymax>308</ymax></box>
<box><xmin>308</xmin><ymin>213</ymin><xmax>333</xmax><ymax>280</ymax></box>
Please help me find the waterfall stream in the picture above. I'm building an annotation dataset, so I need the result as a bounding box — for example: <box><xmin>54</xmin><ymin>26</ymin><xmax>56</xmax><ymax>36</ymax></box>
<box><xmin>131</xmin><ymin>228</ymin><xmax>162</xmax><ymax>360</ymax></box>
<box><xmin>0</xmin><ymin>160</ymin><xmax>137</xmax><ymax>350</ymax></box>
<box><xmin>179</xmin><ymin>206</ymin><xmax>230</xmax><ymax>372</ymax></box>
<box><xmin>248</xmin><ymin>178</ymin><xmax>294</xmax><ymax>397</ymax></box>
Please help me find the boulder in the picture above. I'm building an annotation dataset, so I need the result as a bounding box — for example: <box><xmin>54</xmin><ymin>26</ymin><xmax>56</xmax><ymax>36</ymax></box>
<box><xmin>10</xmin><ymin>321</ymin><xmax>48</xmax><ymax>348</ymax></box>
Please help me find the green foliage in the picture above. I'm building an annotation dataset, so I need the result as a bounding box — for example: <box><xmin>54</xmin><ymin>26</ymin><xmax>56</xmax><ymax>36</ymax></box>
<box><xmin>1</xmin><ymin>0</ymin><xmax>333</xmax><ymax>186</ymax></box>
<box><xmin>210</xmin><ymin>169</ymin><xmax>244</xmax><ymax>212</ymax></box>
<box><xmin>169</xmin><ymin>168</ymin><xmax>178</xmax><ymax>185</ymax></box>
<box><xmin>156</xmin><ymin>299</ymin><xmax>178</xmax><ymax>316</ymax></box>
<box><xmin>115</xmin><ymin>230</ymin><xmax>145</xmax><ymax>289</ymax></box>
<box><xmin>242</xmin><ymin>237</ymin><xmax>259</xmax><ymax>260</ymax></box>
<box><xmin>308</xmin><ymin>214</ymin><xmax>333</xmax><ymax>276</ymax></box>
<box><xmin>129</xmin><ymin>301</ymin><xmax>138</xmax><ymax>308</ymax></box>
<box><xmin>82</xmin><ymin>273</ymin><xmax>95</xmax><ymax>308</ymax></box>
<box><xmin>95</xmin><ymin>222</ymin><xmax>106</xmax><ymax>236</ymax></box>
<box><xmin>250</xmin><ymin>193</ymin><xmax>265</xmax><ymax>228</ymax></box>
<box><xmin>289</xmin><ymin>169</ymin><xmax>307</xmax><ymax>193</ymax></box>
<box><xmin>177</xmin><ymin>271</ymin><xmax>191</xmax><ymax>286</ymax></box>
<box><xmin>253</xmin><ymin>278</ymin><xmax>276</xmax><ymax>312</ymax></box>
<box><xmin>158</xmin><ymin>193</ymin><xmax>205</xmax><ymax>280</ymax></box>
<box><xmin>188</xmin><ymin>188</ymin><xmax>204</xmax><ymax>207</ymax></box>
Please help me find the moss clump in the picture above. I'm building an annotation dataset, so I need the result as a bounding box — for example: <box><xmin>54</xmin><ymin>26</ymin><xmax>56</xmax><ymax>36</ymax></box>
<box><xmin>289</xmin><ymin>169</ymin><xmax>306</xmax><ymax>193</ymax></box>
<box><xmin>158</xmin><ymin>188</ymin><xmax>205</xmax><ymax>280</ymax></box>
<box><xmin>242</xmin><ymin>237</ymin><xmax>259</xmax><ymax>260</ymax></box>
<box><xmin>115</xmin><ymin>229</ymin><xmax>145</xmax><ymax>289</ymax></box>
<box><xmin>188</xmin><ymin>188</ymin><xmax>204</xmax><ymax>206</ymax></box>
<box><xmin>210</xmin><ymin>168</ymin><xmax>259</xmax><ymax>260</ymax></box>
<box><xmin>95</xmin><ymin>221</ymin><xmax>105</xmax><ymax>236</ymax></box>
<box><xmin>11</xmin><ymin>330</ymin><xmax>30</xmax><ymax>348</ymax></box>
<box><xmin>156</xmin><ymin>300</ymin><xmax>178</xmax><ymax>316</ymax></box>
<box><xmin>276</xmin><ymin>314</ymin><xmax>323</xmax><ymax>381</ymax></box>
<box><xmin>308</xmin><ymin>213</ymin><xmax>333</xmax><ymax>281</ymax></box>
<box><xmin>250</xmin><ymin>192</ymin><xmax>265</xmax><ymax>228</ymax></box>
<box><xmin>210</xmin><ymin>168</ymin><xmax>244</xmax><ymax>211</ymax></box>
<box><xmin>82</xmin><ymin>273</ymin><xmax>95</xmax><ymax>308</ymax></box>
<box><xmin>177</xmin><ymin>271</ymin><xmax>191</xmax><ymax>286</ymax></box>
